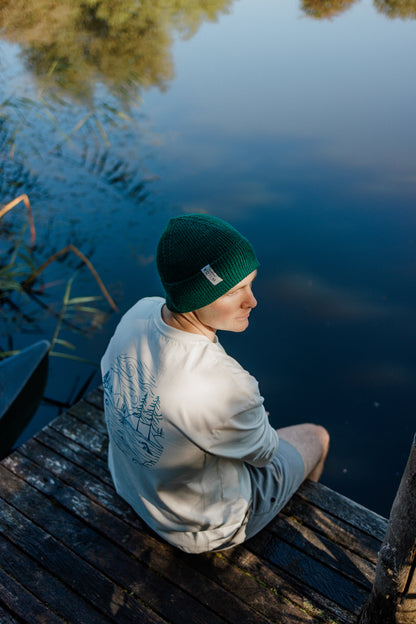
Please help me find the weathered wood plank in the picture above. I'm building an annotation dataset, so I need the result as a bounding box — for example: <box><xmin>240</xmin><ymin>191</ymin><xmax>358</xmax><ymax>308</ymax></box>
<box><xmin>49</xmin><ymin>411</ymin><xmax>107</xmax><ymax>457</ymax></box>
<box><xmin>38</xmin><ymin>416</ymin><xmax>380</xmax><ymax>588</ymax></box>
<box><xmin>297</xmin><ymin>481</ymin><xmax>387</xmax><ymax>541</ymax></box>
<box><xmin>219</xmin><ymin>541</ymin><xmax>357</xmax><ymax>624</ymax></box>
<box><xmin>0</xmin><ymin>560</ymin><xmax>66</xmax><ymax>624</ymax></box>
<box><xmin>9</xmin><ymin>440</ymin><xmax>316</xmax><ymax>624</ymax></box>
<box><xmin>282</xmin><ymin>495</ymin><xmax>382</xmax><ymax>564</ymax></box>
<box><xmin>184</xmin><ymin>550</ymin><xmax>324</xmax><ymax>624</ymax></box>
<box><xmin>35</xmin><ymin>425</ymin><xmax>112</xmax><ymax>485</ymax></box>
<box><xmin>83</xmin><ymin>386</ymin><xmax>104</xmax><ymax>411</ymax></box>
<box><xmin>9</xmin><ymin>439</ymin><xmax>141</xmax><ymax>527</ymax></box>
<box><xmin>8</xmin><ymin>433</ymin><xmax>351</xmax><ymax>624</ymax></box>
<box><xmin>63</xmin><ymin>390</ymin><xmax>382</xmax><ymax>611</ymax></box>
<box><xmin>68</xmin><ymin>399</ymin><xmax>107</xmax><ymax>433</ymax></box>
<box><xmin>54</xmin><ymin>486</ymin><xmax>314</xmax><ymax>624</ymax></box>
<box><xmin>0</xmin><ymin>464</ymin><xmax>228</xmax><ymax>624</ymax></box>
<box><xmin>0</xmin><ymin>537</ymin><xmax>114</xmax><ymax>624</ymax></box>
<box><xmin>247</xmin><ymin>528</ymin><xmax>369</xmax><ymax>616</ymax></box>
<box><xmin>0</xmin><ymin>487</ymin><xmax>167</xmax><ymax>624</ymax></box>
<box><xmin>0</xmin><ymin>390</ymin><xmax>385</xmax><ymax>624</ymax></box>
<box><xmin>0</xmin><ymin>604</ymin><xmax>22</xmax><ymax>624</ymax></box>
<box><xmin>14</xmin><ymin>439</ymin><xmax>318</xmax><ymax>624</ymax></box>
<box><xmin>268</xmin><ymin>513</ymin><xmax>375</xmax><ymax>588</ymax></box>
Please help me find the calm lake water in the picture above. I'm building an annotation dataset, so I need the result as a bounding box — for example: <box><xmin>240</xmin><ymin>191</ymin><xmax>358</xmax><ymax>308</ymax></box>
<box><xmin>1</xmin><ymin>0</ymin><xmax>416</xmax><ymax>517</ymax></box>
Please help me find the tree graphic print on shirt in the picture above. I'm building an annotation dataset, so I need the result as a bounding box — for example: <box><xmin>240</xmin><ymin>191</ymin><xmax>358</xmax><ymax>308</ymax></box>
<box><xmin>103</xmin><ymin>354</ymin><xmax>164</xmax><ymax>468</ymax></box>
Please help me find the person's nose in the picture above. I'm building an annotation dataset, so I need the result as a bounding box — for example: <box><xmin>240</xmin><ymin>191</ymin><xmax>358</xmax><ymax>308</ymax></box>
<box><xmin>243</xmin><ymin>288</ymin><xmax>257</xmax><ymax>309</ymax></box>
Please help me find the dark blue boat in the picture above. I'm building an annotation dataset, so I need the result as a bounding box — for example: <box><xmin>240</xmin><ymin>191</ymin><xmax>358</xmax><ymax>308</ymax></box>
<box><xmin>0</xmin><ymin>340</ymin><xmax>50</xmax><ymax>459</ymax></box>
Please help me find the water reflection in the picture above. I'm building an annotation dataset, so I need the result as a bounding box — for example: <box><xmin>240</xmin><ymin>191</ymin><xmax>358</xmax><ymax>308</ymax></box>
<box><xmin>0</xmin><ymin>0</ymin><xmax>414</xmax><ymax>109</ymax></box>
<box><xmin>0</xmin><ymin>0</ymin><xmax>415</xmax><ymax>516</ymax></box>
<box><xmin>374</xmin><ymin>0</ymin><xmax>416</xmax><ymax>18</ymax></box>
<box><xmin>302</xmin><ymin>0</ymin><xmax>358</xmax><ymax>19</ymax></box>
<box><xmin>350</xmin><ymin>360</ymin><xmax>416</xmax><ymax>389</ymax></box>
<box><xmin>273</xmin><ymin>272</ymin><xmax>401</xmax><ymax>321</ymax></box>
<box><xmin>0</xmin><ymin>0</ymin><xmax>234</xmax><ymax>99</ymax></box>
<box><xmin>302</xmin><ymin>0</ymin><xmax>416</xmax><ymax>18</ymax></box>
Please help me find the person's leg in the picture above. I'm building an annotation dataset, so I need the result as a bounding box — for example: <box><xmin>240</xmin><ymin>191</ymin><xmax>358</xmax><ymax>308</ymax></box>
<box><xmin>276</xmin><ymin>423</ymin><xmax>330</xmax><ymax>482</ymax></box>
<box><xmin>236</xmin><ymin>424</ymin><xmax>329</xmax><ymax>545</ymax></box>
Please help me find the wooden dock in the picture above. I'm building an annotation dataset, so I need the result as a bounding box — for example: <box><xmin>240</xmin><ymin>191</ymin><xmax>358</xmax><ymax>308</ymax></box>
<box><xmin>0</xmin><ymin>387</ymin><xmax>388</xmax><ymax>624</ymax></box>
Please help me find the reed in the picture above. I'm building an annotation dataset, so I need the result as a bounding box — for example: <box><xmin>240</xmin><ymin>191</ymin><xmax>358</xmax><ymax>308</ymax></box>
<box><xmin>0</xmin><ymin>194</ymin><xmax>118</xmax><ymax>363</ymax></box>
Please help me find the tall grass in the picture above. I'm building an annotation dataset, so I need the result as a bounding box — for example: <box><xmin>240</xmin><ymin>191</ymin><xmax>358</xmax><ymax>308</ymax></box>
<box><xmin>0</xmin><ymin>194</ymin><xmax>118</xmax><ymax>363</ymax></box>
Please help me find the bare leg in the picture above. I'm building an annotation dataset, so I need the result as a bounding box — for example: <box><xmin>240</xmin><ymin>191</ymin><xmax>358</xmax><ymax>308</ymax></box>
<box><xmin>276</xmin><ymin>423</ymin><xmax>330</xmax><ymax>482</ymax></box>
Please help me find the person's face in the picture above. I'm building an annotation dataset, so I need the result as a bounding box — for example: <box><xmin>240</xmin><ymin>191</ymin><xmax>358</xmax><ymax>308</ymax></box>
<box><xmin>194</xmin><ymin>270</ymin><xmax>258</xmax><ymax>334</ymax></box>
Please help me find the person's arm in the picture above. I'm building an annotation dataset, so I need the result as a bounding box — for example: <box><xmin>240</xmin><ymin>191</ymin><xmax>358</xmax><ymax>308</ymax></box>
<box><xmin>206</xmin><ymin>404</ymin><xmax>279</xmax><ymax>467</ymax></box>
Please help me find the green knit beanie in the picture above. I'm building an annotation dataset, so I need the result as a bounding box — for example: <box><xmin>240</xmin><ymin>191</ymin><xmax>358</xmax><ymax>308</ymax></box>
<box><xmin>156</xmin><ymin>213</ymin><xmax>259</xmax><ymax>313</ymax></box>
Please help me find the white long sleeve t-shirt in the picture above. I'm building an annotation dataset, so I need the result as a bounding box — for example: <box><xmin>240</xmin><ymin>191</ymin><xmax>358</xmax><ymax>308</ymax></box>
<box><xmin>101</xmin><ymin>297</ymin><xmax>278</xmax><ymax>553</ymax></box>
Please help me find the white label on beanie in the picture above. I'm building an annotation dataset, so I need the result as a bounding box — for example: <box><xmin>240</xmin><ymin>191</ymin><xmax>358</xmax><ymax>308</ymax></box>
<box><xmin>201</xmin><ymin>264</ymin><xmax>223</xmax><ymax>286</ymax></box>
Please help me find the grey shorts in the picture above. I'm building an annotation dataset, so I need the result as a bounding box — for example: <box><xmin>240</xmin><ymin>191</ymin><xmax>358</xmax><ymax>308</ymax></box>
<box><xmin>244</xmin><ymin>439</ymin><xmax>305</xmax><ymax>540</ymax></box>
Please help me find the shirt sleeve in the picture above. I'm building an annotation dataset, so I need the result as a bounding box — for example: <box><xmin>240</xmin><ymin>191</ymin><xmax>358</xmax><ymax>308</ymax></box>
<box><xmin>200</xmin><ymin>356</ymin><xmax>279</xmax><ymax>466</ymax></box>
<box><xmin>206</xmin><ymin>403</ymin><xmax>279</xmax><ymax>467</ymax></box>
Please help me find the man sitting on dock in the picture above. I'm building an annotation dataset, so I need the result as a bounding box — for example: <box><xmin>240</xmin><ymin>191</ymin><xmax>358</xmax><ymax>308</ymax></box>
<box><xmin>101</xmin><ymin>213</ymin><xmax>329</xmax><ymax>554</ymax></box>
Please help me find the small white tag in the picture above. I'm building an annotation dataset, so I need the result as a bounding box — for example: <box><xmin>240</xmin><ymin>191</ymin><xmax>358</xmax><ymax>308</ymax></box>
<box><xmin>201</xmin><ymin>264</ymin><xmax>223</xmax><ymax>286</ymax></box>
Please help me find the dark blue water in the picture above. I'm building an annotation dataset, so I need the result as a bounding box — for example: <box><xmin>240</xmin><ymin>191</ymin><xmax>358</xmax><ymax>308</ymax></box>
<box><xmin>1</xmin><ymin>0</ymin><xmax>416</xmax><ymax>517</ymax></box>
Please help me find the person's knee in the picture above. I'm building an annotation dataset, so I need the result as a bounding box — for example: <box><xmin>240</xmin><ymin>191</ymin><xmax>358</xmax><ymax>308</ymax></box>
<box><xmin>308</xmin><ymin>423</ymin><xmax>330</xmax><ymax>459</ymax></box>
<box><xmin>298</xmin><ymin>423</ymin><xmax>329</xmax><ymax>482</ymax></box>
<box><xmin>276</xmin><ymin>422</ymin><xmax>329</xmax><ymax>466</ymax></box>
<box><xmin>315</xmin><ymin>423</ymin><xmax>330</xmax><ymax>447</ymax></box>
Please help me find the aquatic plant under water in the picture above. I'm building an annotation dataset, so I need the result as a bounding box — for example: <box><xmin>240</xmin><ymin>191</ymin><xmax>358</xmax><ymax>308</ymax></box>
<box><xmin>0</xmin><ymin>193</ymin><xmax>118</xmax><ymax>364</ymax></box>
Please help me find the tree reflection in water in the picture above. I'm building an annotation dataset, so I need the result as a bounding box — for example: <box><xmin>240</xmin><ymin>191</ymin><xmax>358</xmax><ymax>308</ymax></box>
<box><xmin>374</xmin><ymin>0</ymin><xmax>416</xmax><ymax>18</ymax></box>
<box><xmin>0</xmin><ymin>0</ymin><xmax>414</xmax><ymax>107</ymax></box>
<box><xmin>303</xmin><ymin>0</ymin><xmax>416</xmax><ymax>19</ymax></box>
<box><xmin>302</xmin><ymin>0</ymin><xmax>358</xmax><ymax>19</ymax></box>
<box><xmin>0</xmin><ymin>0</ymin><xmax>234</xmax><ymax>100</ymax></box>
